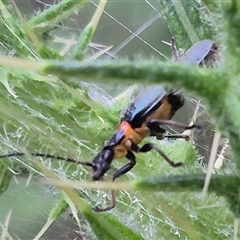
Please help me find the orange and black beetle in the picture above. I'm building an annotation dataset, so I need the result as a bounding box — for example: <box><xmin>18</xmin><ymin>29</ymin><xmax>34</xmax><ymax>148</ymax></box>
<box><xmin>90</xmin><ymin>86</ymin><xmax>199</xmax><ymax>211</ymax></box>
<box><xmin>0</xmin><ymin>86</ymin><xmax>198</xmax><ymax>212</ymax></box>
<box><xmin>1</xmin><ymin>39</ymin><xmax>217</xmax><ymax>212</ymax></box>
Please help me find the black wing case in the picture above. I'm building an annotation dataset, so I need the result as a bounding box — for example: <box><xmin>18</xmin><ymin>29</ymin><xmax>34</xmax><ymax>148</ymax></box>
<box><xmin>121</xmin><ymin>86</ymin><xmax>167</xmax><ymax>128</ymax></box>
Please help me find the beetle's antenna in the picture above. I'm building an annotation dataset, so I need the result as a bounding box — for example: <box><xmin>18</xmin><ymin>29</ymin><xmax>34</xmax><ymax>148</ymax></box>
<box><xmin>0</xmin><ymin>152</ymin><xmax>94</xmax><ymax>168</ymax></box>
<box><xmin>170</xmin><ymin>37</ymin><xmax>180</xmax><ymax>59</ymax></box>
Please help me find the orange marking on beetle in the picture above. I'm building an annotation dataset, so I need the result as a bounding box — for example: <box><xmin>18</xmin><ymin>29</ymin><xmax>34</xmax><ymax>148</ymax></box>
<box><xmin>118</xmin><ymin>121</ymin><xmax>134</xmax><ymax>138</ymax></box>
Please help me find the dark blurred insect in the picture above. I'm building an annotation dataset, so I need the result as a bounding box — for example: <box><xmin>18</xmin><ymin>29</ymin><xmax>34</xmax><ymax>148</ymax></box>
<box><xmin>171</xmin><ymin>38</ymin><xmax>218</xmax><ymax>67</ymax></box>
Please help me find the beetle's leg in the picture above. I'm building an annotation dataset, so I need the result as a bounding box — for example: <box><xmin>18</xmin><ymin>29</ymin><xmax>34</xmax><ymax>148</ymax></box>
<box><xmin>170</xmin><ymin>37</ymin><xmax>180</xmax><ymax>59</ymax></box>
<box><xmin>149</xmin><ymin>125</ymin><xmax>189</xmax><ymax>141</ymax></box>
<box><xmin>164</xmin><ymin>134</ymin><xmax>190</xmax><ymax>141</ymax></box>
<box><xmin>149</xmin><ymin>126</ymin><xmax>166</xmax><ymax>135</ymax></box>
<box><xmin>149</xmin><ymin>126</ymin><xmax>166</xmax><ymax>140</ymax></box>
<box><xmin>113</xmin><ymin>151</ymin><xmax>136</xmax><ymax>180</ymax></box>
<box><xmin>148</xmin><ymin>119</ymin><xmax>200</xmax><ymax>141</ymax></box>
<box><xmin>92</xmin><ymin>151</ymin><xmax>136</xmax><ymax>212</ymax></box>
<box><xmin>139</xmin><ymin>143</ymin><xmax>183</xmax><ymax>167</ymax></box>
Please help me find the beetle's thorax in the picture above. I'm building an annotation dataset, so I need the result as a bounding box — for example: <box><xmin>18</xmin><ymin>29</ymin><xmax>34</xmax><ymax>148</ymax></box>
<box><xmin>113</xmin><ymin>121</ymin><xmax>149</xmax><ymax>159</ymax></box>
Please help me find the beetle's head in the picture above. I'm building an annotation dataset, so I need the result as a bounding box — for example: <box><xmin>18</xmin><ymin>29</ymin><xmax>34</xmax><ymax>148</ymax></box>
<box><xmin>92</xmin><ymin>148</ymin><xmax>114</xmax><ymax>181</ymax></box>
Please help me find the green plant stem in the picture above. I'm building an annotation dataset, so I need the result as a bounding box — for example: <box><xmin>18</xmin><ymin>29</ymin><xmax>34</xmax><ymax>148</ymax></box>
<box><xmin>43</xmin><ymin>59</ymin><xmax>228</xmax><ymax>116</ymax></box>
